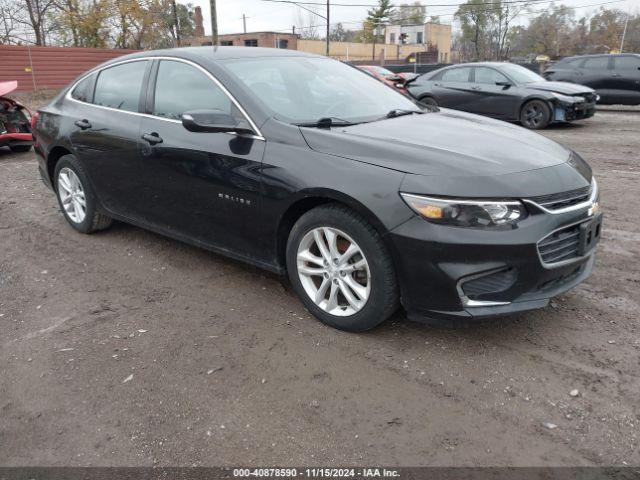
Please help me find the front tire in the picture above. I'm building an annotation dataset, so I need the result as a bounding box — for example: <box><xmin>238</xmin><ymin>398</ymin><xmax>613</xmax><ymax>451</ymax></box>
<box><xmin>54</xmin><ymin>154</ymin><xmax>112</xmax><ymax>234</ymax></box>
<box><xmin>286</xmin><ymin>204</ymin><xmax>398</xmax><ymax>332</ymax></box>
<box><xmin>419</xmin><ymin>96</ymin><xmax>438</xmax><ymax>107</ymax></box>
<box><xmin>520</xmin><ymin>99</ymin><xmax>551</xmax><ymax>129</ymax></box>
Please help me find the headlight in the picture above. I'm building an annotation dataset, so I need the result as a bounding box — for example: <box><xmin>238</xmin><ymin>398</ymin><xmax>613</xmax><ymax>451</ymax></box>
<box><xmin>551</xmin><ymin>92</ymin><xmax>581</xmax><ymax>103</ymax></box>
<box><xmin>400</xmin><ymin>193</ymin><xmax>527</xmax><ymax>229</ymax></box>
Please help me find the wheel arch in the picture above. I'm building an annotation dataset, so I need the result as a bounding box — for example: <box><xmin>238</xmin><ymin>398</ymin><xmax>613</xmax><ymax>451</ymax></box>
<box><xmin>46</xmin><ymin>145</ymin><xmax>73</xmax><ymax>185</ymax></box>
<box><xmin>275</xmin><ymin>189</ymin><xmax>391</xmax><ymax>270</ymax></box>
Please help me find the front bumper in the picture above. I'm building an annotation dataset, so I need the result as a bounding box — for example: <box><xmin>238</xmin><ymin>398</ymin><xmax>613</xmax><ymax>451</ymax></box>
<box><xmin>388</xmin><ymin>203</ymin><xmax>601</xmax><ymax>323</ymax></box>
<box><xmin>0</xmin><ymin>132</ymin><xmax>32</xmax><ymax>148</ymax></box>
<box><xmin>554</xmin><ymin>102</ymin><xmax>596</xmax><ymax>122</ymax></box>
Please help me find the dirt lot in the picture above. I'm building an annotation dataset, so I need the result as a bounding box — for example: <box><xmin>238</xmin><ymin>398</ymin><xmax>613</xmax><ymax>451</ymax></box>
<box><xmin>1</xmin><ymin>99</ymin><xmax>639</xmax><ymax>467</ymax></box>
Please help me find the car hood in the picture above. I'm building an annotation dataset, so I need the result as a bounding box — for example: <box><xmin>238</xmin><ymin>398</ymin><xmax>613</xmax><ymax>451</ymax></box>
<box><xmin>524</xmin><ymin>81</ymin><xmax>594</xmax><ymax>95</ymax></box>
<box><xmin>0</xmin><ymin>80</ymin><xmax>18</xmax><ymax>97</ymax></box>
<box><xmin>300</xmin><ymin>109</ymin><xmax>572</xmax><ymax>178</ymax></box>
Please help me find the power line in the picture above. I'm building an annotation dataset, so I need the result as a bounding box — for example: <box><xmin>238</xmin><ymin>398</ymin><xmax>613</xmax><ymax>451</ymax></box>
<box><xmin>261</xmin><ymin>0</ymin><xmax>564</xmax><ymax>8</ymax></box>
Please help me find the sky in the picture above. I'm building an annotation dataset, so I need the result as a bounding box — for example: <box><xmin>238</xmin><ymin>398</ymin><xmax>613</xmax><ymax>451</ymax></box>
<box><xmin>191</xmin><ymin>0</ymin><xmax>640</xmax><ymax>36</ymax></box>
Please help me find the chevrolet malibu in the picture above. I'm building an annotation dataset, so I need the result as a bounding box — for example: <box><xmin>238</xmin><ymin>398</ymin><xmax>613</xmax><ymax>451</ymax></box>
<box><xmin>33</xmin><ymin>47</ymin><xmax>602</xmax><ymax>331</ymax></box>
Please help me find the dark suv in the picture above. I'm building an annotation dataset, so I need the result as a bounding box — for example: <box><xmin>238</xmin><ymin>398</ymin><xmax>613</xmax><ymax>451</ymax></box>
<box><xmin>544</xmin><ymin>54</ymin><xmax>640</xmax><ymax>105</ymax></box>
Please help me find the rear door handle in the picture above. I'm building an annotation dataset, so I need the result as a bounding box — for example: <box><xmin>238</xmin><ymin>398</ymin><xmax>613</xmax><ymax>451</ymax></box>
<box><xmin>141</xmin><ymin>132</ymin><xmax>163</xmax><ymax>145</ymax></box>
<box><xmin>74</xmin><ymin>119</ymin><xmax>91</xmax><ymax>130</ymax></box>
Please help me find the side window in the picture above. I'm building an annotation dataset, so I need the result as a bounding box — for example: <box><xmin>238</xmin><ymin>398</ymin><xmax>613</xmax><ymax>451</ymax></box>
<box><xmin>583</xmin><ymin>56</ymin><xmax>609</xmax><ymax>70</ymax></box>
<box><xmin>93</xmin><ymin>61</ymin><xmax>147</xmax><ymax>112</ymax></box>
<box><xmin>441</xmin><ymin>67</ymin><xmax>471</xmax><ymax>82</ymax></box>
<box><xmin>614</xmin><ymin>56</ymin><xmax>640</xmax><ymax>71</ymax></box>
<box><xmin>71</xmin><ymin>74</ymin><xmax>94</xmax><ymax>102</ymax></box>
<box><xmin>474</xmin><ymin>67</ymin><xmax>509</xmax><ymax>84</ymax></box>
<box><xmin>153</xmin><ymin>60</ymin><xmax>232</xmax><ymax>120</ymax></box>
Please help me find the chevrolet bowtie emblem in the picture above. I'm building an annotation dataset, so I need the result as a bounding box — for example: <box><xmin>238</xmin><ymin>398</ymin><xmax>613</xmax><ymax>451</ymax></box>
<box><xmin>588</xmin><ymin>201</ymin><xmax>600</xmax><ymax>216</ymax></box>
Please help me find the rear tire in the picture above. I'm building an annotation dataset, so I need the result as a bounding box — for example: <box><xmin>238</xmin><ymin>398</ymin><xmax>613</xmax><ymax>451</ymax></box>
<box><xmin>53</xmin><ymin>154</ymin><xmax>113</xmax><ymax>234</ymax></box>
<box><xmin>9</xmin><ymin>145</ymin><xmax>32</xmax><ymax>153</ymax></box>
<box><xmin>286</xmin><ymin>204</ymin><xmax>398</xmax><ymax>332</ymax></box>
<box><xmin>520</xmin><ymin>99</ymin><xmax>551</xmax><ymax>129</ymax></box>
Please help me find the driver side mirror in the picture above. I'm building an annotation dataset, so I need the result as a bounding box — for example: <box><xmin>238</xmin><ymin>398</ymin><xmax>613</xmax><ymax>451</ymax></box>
<box><xmin>495</xmin><ymin>81</ymin><xmax>512</xmax><ymax>89</ymax></box>
<box><xmin>181</xmin><ymin>109</ymin><xmax>254</xmax><ymax>135</ymax></box>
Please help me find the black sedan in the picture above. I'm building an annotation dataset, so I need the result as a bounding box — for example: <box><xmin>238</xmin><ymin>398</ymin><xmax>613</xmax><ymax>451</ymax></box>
<box><xmin>33</xmin><ymin>47</ymin><xmax>602</xmax><ymax>331</ymax></box>
<box><xmin>544</xmin><ymin>54</ymin><xmax>640</xmax><ymax>105</ymax></box>
<box><xmin>407</xmin><ymin>62</ymin><xmax>598</xmax><ymax>129</ymax></box>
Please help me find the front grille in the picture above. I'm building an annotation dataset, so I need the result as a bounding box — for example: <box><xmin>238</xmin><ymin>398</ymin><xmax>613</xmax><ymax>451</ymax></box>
<box><xmin>462</xmin><ymin>268</ymin><xmax>517</xmax><ymax>298</ymax></box>
<box><xmin>528</xmin><ymin>184</ymin><xmax>591</xmax><ymax>211</ymax></box>
<box><xmin>537</xmin><ymin>223</ymin><xmax>581</xmax><ymax>264</ymax></box>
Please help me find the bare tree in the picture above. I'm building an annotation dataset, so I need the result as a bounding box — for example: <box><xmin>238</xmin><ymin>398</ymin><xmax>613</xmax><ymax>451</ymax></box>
<box><xmin>0</xmin><ymin>0</ymin><xmax>23</xmax><ymax>44</ymax></box>
<box><xmin>295</xmin><ymin>6</ymin><xmax>320</xmax><ymax>40</ymax></box>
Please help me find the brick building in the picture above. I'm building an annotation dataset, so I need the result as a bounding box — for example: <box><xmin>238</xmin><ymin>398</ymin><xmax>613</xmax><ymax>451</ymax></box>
<box><xmin>184</xmin><ymin>32</ymin><xmax>298</xmax><ymax>50</ymax></box>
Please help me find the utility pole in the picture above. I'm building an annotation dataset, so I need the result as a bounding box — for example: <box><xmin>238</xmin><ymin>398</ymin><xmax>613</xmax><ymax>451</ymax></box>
<box><xmin>210</xmin><ymin>0</ymin><xmax>218</xmax><ymax>45</ymax></box>
<box><xmin>620</xmin><ymin>8</ymin><xmax>630</xmax><ymax>53</ymax></box>
<box><xmin>243</xmin><ymin>14</ymin><xmax>247</xmax><ymax>34</ymax></box>
<box><xmin>171</xmin><ymin>0</ymin><xmax>180</xmax><ymax>47</ymax></box>
<box><xmin>326</xmin><ymin>0</ymin><xmax>330</xmax><ymax>56</ymax></box>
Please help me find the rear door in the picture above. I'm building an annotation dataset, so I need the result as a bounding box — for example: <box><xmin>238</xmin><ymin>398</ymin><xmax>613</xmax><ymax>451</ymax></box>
<box><xmin>611</xmin><ymin>55</ymin><xmax>640</xmax><ymax>105</ymax></box>
<box><xmin>67</xmin><ymin>60</ymin><xmax>150</xmax><ymax>215</ymax></box>
<box><xmin>467</xmin><ymin>66</ymin><xmax>521</xmax><ymax>120</ymax></box>
<box><xmin>135</xmin><ymin>59</ymin><xmax>265</xmax><ymax>258</ymax></box>
<box><xmin>429</xmin><ymin>66</ymin><xmax>475</xmax><ymax>110</ymax></box>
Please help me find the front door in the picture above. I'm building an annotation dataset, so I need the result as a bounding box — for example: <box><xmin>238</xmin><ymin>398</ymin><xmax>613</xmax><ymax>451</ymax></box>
<box><xmin>135</xmin><ymin>59</ymin><xmax>265</xmax><ymax>259</ymax></box>
<box><xmin>612</xmin><ymin>55</ymin><xmax>640</xmax><ymax>105</ymax></box>
<box><xmin>576</xmin><ymin>56</ymin><xmax>613</xmax><ymax>101</ymax></box>
<box><xmin>468</xmin><ymin>66</ymin><xmax>521</xmax><ymax>120</ymax></box>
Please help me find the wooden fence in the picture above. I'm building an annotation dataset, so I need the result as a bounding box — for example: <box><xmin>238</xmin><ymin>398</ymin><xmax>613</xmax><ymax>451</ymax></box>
<box><xmin>0</xmin><ymin>45</ymin><xmax>138</xmax><ymax>93</ymax></box>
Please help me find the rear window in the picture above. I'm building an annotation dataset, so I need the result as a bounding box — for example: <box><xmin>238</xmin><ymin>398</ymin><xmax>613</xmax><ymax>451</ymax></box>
<box><xmin>71</xmin><ymin>74</ymin><xmax>94</xmax><ymax>102</ymax></box>
<box><xmin>93</xmin><ymin>61</ymin><xmax>148</xmax><ymax>112</ymax></box>
<box><xmin>583</xmin><ymin>57</ymin><xmax>609</xmax><ymax>70</ymax></box>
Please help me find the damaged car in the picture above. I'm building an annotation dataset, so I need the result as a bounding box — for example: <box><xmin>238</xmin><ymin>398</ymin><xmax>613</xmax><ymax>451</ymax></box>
<box><xmin>407</xmin><ymin>62</ymin><xmax>598</xmax><ymax>129</ymax></box>
<box><xmin>0</xmin><ymin>81</ymin><xmax>33</xmax><ymax>152</ymax></box>
<box><xmin>34</xmin><ymin>48</ymin><xmax>602</xmax><ymax>331</ymax></box>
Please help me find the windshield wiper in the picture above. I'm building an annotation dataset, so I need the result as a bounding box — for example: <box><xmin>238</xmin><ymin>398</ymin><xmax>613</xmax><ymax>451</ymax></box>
<box><xmin>296</xmin><ymin>117</ymin><xmax>357</xmax><ymax>128</ymax></box>
<box><xmin>384</xmin><ymin>109</ymin><xmax>425</xmax><ymax>119</ymax></box>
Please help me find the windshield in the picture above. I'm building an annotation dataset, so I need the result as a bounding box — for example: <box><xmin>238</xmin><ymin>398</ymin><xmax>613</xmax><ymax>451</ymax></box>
<box><xmin>222</xmin><ymin>56</ymin><xmax>418</xmax><ymax>124</ymax></box>
<box><xmin>500</xmin><ymin>64</ymin><xmax>545</xmax><ymax>84</ymax></box>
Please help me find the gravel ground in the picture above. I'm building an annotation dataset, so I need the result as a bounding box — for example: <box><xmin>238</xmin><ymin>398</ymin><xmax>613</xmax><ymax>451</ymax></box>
<box><xmin>0</xmin><ymin>101</ymin><xmax>639</xmax><ymax>467</ymax></box>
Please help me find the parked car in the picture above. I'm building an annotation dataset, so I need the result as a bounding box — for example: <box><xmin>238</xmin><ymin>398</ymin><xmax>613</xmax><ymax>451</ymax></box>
<box><xmin>544</xmin><ymin>54</ymin><xmax>640</xmax><ymax>105</ymax></box>
<box><xmin>0</xmin><ymin>81</ymin><xmax>33</xmax><ymax>152</ymax></box>
<box><xmin>407</xmin><ymin>62</ymin><xmax>597</xmax><ymax>129</ymax></box>
<box><xmin>357</xmin><ymin>65</ymin><xmax>409</xmax><ymax>94</ymax></box>
<box><xmin>34</xmin><ymin>47</ymin><xmax>602</xmax><ymax>331</ymax></box>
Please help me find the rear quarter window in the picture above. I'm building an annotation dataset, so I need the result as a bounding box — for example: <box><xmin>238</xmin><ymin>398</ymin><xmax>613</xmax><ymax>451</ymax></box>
<box><xmin>71</xmin><ymin>74</ymin><xmax>95</xmax><ymax>103</ymax></box>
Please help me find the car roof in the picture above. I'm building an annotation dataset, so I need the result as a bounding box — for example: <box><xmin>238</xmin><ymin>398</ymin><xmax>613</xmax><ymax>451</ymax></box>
<box><xmin>561</xmin><ymin>53</ymin><xmax>640</xmax><ymax>60</ymax></box>
<box><xmin>95</xmin><ymin>46</ymin><xmax>323</xmax><ymax>70</ymax></box>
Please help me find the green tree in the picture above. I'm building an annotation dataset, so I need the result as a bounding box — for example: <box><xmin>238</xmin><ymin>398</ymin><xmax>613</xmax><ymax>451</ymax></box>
<box><xmin>391</xmin><ymin>2</ymin><xmax>426</xmax><ymax>25</ymax></box>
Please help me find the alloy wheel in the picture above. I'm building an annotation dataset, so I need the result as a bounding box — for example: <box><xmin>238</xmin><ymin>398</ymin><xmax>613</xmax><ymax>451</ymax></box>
<box><xmin>524</xmin><ymin>104</ymin><xmax>544</xmax><ymax>128</ymax></box>
<box><xmin>57</xmin><ymin>167</ymin><xmax>87</xmax><ymax>223</ymax></box>
<box><xmin>296</xmin><ymin>227</ymin><xmax>371</xmax><ymax>316</ymax></box>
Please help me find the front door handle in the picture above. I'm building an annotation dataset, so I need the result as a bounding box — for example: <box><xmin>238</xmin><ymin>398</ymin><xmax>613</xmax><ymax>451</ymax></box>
<box><xmin>141</xmin><ymin>132</ymin><xmax>163</xmax><ymax>145</ymax></box>
<box><xmin>470</xmin><ymin>86</ymin><xmax>482</xmax><ymax>91</ymax></box>
<box><xmin>74</xmin><ymin>119</ymin><xmax>92</xmax><ymax>130</ymax></box>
